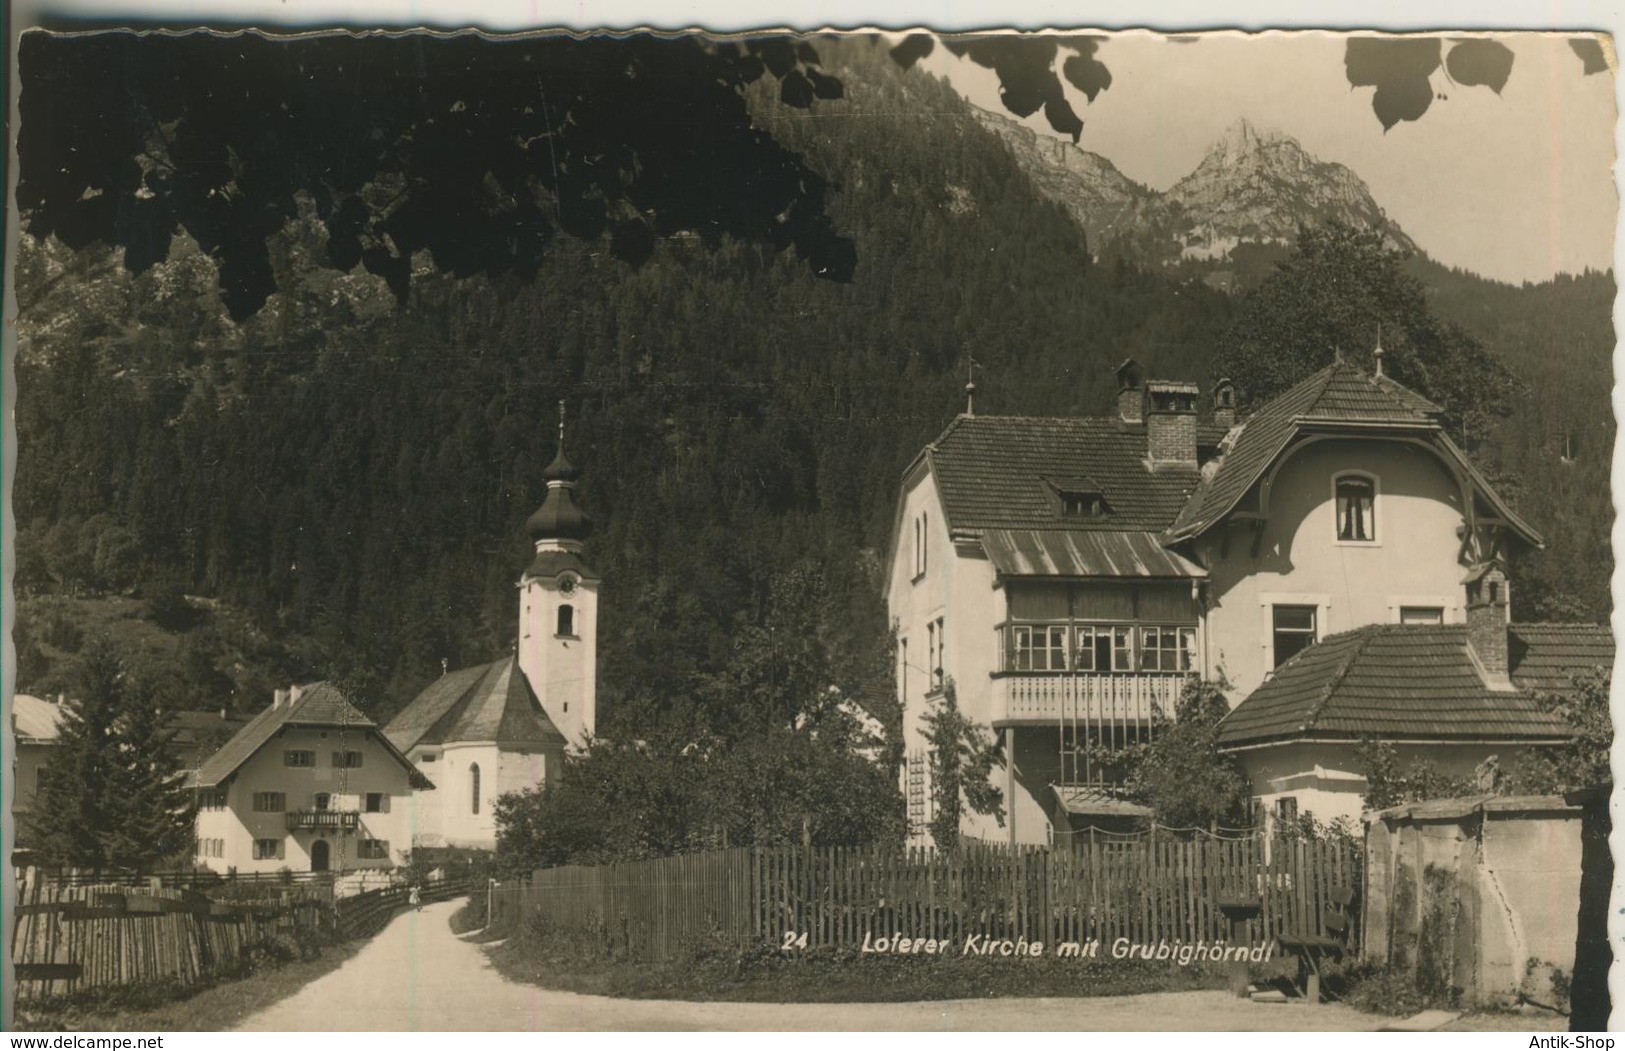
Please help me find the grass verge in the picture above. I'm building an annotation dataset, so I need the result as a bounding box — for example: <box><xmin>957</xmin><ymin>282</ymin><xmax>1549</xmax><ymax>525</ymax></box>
<box><xmin>484</xmin><ymin>917</ymin><xmax>1244</xmax><ymax>1003</ymax></box>
<box><xmin>450</xmin><ymin>896</ymin><xmax>487</xmax><ymax>935</ymax></box>
<box><xmin>11</xmin><ymin>934</ymin><xmax>366</xmax><ymax>1032</ymax></box>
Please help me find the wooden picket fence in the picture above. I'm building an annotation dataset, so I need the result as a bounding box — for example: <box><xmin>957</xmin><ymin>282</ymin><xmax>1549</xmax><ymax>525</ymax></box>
<box><xmin>10</xmin><ymin>873</ymin><xmax>470</xmax><ymax>1002</ymax></box>
<box><xmin>491</xmin><ymin>836</ymin><xmax>1361</xmax><ymax>963</ymax></box>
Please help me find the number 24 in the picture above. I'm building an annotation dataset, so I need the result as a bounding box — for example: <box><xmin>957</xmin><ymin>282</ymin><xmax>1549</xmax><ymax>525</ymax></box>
<box><xmin>780</xmin><ymin>931</ymin><xmax>808</xmax><ymax>950</ymax></box>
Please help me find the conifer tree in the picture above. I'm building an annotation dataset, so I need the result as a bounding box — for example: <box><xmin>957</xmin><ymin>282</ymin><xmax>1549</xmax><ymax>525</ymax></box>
<box><xmin>27</xmin><ymin>639</ymin><xmax>195</xmax><ymax>871</ymax></box>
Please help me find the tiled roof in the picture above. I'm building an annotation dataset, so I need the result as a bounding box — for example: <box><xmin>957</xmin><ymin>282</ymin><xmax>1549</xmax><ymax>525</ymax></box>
<box><xmin>193</xmin><ymin>683</ymin><xmax>431</xmax><ymax>789</ymax></box>
<box><xmin>929</xmin><ymin>415</ymin><xmax>1203</xmax><ymax>533</ymax></box>
<box><xmin>1508</xmin><ymin>623</ymin><xmax>1614</xmax><ymax>693</ymax></box>
<box><xmin>982</xmin><ymin>529</ymin><xmax>1206</xmax><ymax>579</ymax></box>
<box><xmin>1216</xmin><ymin>624</ymin><xmax>1597</xmax><ymax>749</ymax></box>
<box><xmin>384</xmin><ymin>656</ymin><xmax>564</xmax><ymax>753</ymax></box>
<box><xmin>1169</xmin><ymin>362</ymin><xmax>1443</xmax><ymax>541</ymax></box>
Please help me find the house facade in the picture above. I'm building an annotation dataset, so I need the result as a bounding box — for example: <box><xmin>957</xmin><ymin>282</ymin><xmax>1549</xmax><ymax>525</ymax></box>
<box><xmin>382</xmin><ymin>419</ymin><xmax>596</xmax><ymax>851</ymax></box>
<box><xmin>11</xmin><ymin>694</ymin><xmax>65</xmax><ymax>853</ymax></box>
<box><xmin>886</xmin><ymin>357</ymin><xmax>1605</xmax><ymax>846</ymax></box>
<box><xmin>191</xmin><ymin>683</ymin><xmax>431</xmax><ymax>874</ymax></box>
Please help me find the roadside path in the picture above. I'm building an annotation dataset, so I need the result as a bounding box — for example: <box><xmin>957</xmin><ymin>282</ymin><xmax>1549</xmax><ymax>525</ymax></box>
<box><xmin>236</xmin><ymin>899</ymin><xmax>1377</xmax><ymax>1031</ymax></box>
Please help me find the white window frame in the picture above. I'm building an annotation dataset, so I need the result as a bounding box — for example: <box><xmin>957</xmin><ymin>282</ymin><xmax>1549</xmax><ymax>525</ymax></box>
<box><xmin>1332</xmin><ymin>471</ymin><xmax>1380</xmax><ymax>546</ymax></box>
<box><xmin>1387</xmin><ymin>594</ymin><xmax>1458</xmax><ymax>624</ymax></box>
<box><xmin>1011</xmin><ymin>623</ymin><xmax>1068</xmax><ymax>671</ymax></box>
<box><xmin>252</xmin><ymin>838</ymin><xmax>283</xmax><ymax>860</ymax></box>
<box><xmin>1259</xmin><ymin>593</ymin><xmax>1330</xmax><ymax>671</ymax></box>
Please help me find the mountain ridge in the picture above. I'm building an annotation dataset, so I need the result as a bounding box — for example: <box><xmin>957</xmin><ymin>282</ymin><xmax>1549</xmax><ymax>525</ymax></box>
<box><xmin>971</xmin><ymin>106</ymin><xmax>1417</xmax><ymax>276</ymax></box>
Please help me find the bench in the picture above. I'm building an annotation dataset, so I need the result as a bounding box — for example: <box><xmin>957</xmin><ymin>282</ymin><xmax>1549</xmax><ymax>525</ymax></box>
<box><xmin>1274</xmin><ymin>887</ymin><xmax>1355</xmax><ymax>1004</ymax></box>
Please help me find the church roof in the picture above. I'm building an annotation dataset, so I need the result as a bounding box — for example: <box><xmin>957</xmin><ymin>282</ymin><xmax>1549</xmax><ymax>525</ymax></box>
<box><xmin>384</xmin><ymin>656</ymin><xmax>566</xmax><ymax>753</ymax></box>
<box><xmin>192</xmin><ymin>682</ymin><xmax>432</xmax><ymax>789</ymax></box>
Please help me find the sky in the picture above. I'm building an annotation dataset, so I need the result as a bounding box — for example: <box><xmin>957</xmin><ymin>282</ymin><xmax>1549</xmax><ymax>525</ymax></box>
<box><xmin>921</xmin><ymin>31</ymin><xmax>1617</xmax><ymax>284</ymax></box>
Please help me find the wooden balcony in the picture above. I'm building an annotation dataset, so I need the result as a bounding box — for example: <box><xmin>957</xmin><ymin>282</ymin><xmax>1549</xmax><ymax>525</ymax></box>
<box><xmin>990</xmin><ymin>672</ymin><xmax>1188</xmax><ymax>726</ymax></box>
<box><xmin>286</xmin><ymin>809</ymin><xmax>359</xmax><ymax>832</ymax></box>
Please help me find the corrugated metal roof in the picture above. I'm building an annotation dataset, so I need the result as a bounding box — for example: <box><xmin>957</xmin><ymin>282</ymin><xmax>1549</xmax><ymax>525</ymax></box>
<box><xmin>1053</xmin><ymin>784</ymin><xmax>1154</xmax><ymax>817</ymax></box>
<box><xmin>983</xmin><ymin>529</ymin><xmax>1206</xmax><ymax>579</ymax></box>
<box><xmin>193</xmin><ymin>683</ymin><xmax>432</xmax><ymax>789</ymax></box>
<box><xmin>1216</xmin><ymin>624</ymin><xmax>1596</xmax><ymax>750</ymax></box>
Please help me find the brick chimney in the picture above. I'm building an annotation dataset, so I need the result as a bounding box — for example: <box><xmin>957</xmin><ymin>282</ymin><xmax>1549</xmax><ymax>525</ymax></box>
<box><xmin>1212</xmin><ymin>378</ymin><xmax>1237</xmax><ymax>431</ymax></box>
<box><xmin>1116</xmin><ymin>359</ymin><xmax>1144</xmax><ymax>424</ymax></box>
<box><xmin>1145</xmin><ymin>380</ymin><xmax>1199</xmax><ymax>469</ymax></box>
<box><xmin>272</xmin><ymin>688</ymin><xmax>288</xmax><ymax>710</ymax></box>
<box><xmin>1465</xmin><ymin>562</ymin><xmax>1514</xmax><ymax>690</ymax></box>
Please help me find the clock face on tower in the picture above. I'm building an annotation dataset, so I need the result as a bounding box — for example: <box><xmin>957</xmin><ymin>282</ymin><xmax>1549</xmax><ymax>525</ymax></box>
<box><xmin>558</xmin><ymin>574</ymin><xmax>578</xmax><ymax>597</ymax></box>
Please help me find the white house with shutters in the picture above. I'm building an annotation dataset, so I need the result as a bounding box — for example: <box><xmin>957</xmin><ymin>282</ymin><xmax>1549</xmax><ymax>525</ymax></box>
<box><xmin>190</xmin><ymin>682</ymin><xmax>431</xmax><ymax>874</ymax></box>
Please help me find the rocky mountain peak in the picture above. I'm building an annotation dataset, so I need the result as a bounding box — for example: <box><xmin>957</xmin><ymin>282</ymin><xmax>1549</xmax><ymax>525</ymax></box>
<box><xmin>970</xmin><ymin>106</ymin><xmax>1416</xmax><ymax>278</ymax></box>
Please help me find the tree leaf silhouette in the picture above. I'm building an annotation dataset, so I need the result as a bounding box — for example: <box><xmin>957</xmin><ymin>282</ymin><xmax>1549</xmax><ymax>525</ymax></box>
<box><xmin>1445</xmin><ymin>38</ymin><xmax>1514</xmax><ymax>94</ymax></box>
<box><xmin>780</xmin><ymin>68</ymin><xmax>815</xmax><ymax>108</ymax></box>
<box><xmin>928</xmin><ymin>34</ymin><xmax>1106</xmax><ymax>142</ymax></box>
<box><xmin>1570</xmin><ymin>37</ymin><xmax>1609</xmax><ymax>75</ymax></box>
<box><xmin>1060</xmin><ymin>38</ymin><xmax>1113</xmax><ymax>101</ymax></box>
<box><xmin>1345</xmin><ymin>37</ymin><xmax>1442</xmax><ymax>130</ymax></box>
<box><xmin>888</xmin><ymin>34</ymin><xmax>934</xmax><ymax>69</ymax></box>
<box><xmin>17</xmin><ymin>30</ymin><xmax>854</xmax><ymax>319</ymax></box>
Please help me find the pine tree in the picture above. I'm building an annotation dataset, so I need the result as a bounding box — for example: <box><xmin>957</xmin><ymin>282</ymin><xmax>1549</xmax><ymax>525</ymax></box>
<box><xmin>103</xmin><ymin>687</ymin><xmax>196</xmax><ymax>869</ymax></box>
<box><xmin>27</xmin><ymin>639</ymin><xmax>196</xmax><ymax>872</ymax></box>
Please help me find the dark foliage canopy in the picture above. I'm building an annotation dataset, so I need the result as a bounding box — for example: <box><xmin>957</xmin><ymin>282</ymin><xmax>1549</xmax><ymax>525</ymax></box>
<box><xmin>18</xmin><ymin>30</ymin><xmax>856</xmax><ymax>319</ymax></box>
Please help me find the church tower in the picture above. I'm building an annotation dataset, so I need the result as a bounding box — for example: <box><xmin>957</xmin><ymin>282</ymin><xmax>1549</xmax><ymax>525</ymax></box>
<box><xmin>516</xmin><ymin>404</ymin><xmax>598</xmax><ymax>750</ymax></box>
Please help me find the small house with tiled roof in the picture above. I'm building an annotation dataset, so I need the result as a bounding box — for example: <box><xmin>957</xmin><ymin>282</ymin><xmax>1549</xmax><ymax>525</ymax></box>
<box><xmin>886</xmin><ymin>355</ymin><xmax>1605</xmax><ymax>846</ymax></box>
<box><xmin>1216</xmin><ymin>619</ymin><xmax>1612</xmax><ymax>828</ymax></box>
<box><xmin>190</xmin><ymin>682</ymin><xmax>432</xmax><ymax>874</ymax></box>
<box><xmin>382</xmin><ymin>411</ymin><xmax>598</xmax><ymax>851</ymax></box>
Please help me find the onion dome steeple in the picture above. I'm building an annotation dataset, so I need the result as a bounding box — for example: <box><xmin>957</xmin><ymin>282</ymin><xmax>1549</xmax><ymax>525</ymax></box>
<box><xmin>526</xmin><ymin>401</ymin><xmax>592</xmax><ymax>546</ymax></box>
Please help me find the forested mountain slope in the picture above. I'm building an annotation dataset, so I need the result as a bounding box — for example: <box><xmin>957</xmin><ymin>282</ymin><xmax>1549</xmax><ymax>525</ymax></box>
<box><xmin>14</xmin><ymin>39</ymin><xmax>1239</xmax><ymax>726</ymax></box>
<box><xmin>14</xmin><ymin>38</ymin><xmax>1611</xmax><ymax>732</ymax></box>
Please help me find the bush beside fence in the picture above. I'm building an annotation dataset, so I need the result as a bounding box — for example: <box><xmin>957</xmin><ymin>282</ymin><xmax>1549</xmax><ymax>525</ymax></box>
<box><xmin>489</xmin><ymin>837</ymin><xmax>1361</xmax><ymax>964</ymax></box>
<box><xmin>11</xmin><ymin>873</ymin><xmax>469</xmax><ymax>1002</ymax></box>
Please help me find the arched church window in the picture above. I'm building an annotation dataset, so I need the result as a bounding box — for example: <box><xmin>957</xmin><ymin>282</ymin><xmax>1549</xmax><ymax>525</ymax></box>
<box><xmin>557</xmin><ymin>604</ymin><xmax>575</xmax><ymax>637</ymax></box>
<box><xmin>470</xmin><ymin>763</ymin><xmax>481</xmax><ymax>815</ymax></box>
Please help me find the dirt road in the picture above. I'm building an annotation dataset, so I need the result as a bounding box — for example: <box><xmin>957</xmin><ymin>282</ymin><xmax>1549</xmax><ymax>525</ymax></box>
<box><xmin>235</xmin><ymin>898</ymin><xmax>1378</xmax><ymax>1031</ymax></box>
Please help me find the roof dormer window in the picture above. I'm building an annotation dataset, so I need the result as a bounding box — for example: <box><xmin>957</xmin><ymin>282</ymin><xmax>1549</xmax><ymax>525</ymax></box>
<box><xmin>1061</xmin><ymin>492</ymin><xmax>1107</xmax><ymax>518</ymax></box>
<box><xmin>1047</xmin><ymin>476</ymin><xmax>1110</xmax><ymax>519</ymax></box>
